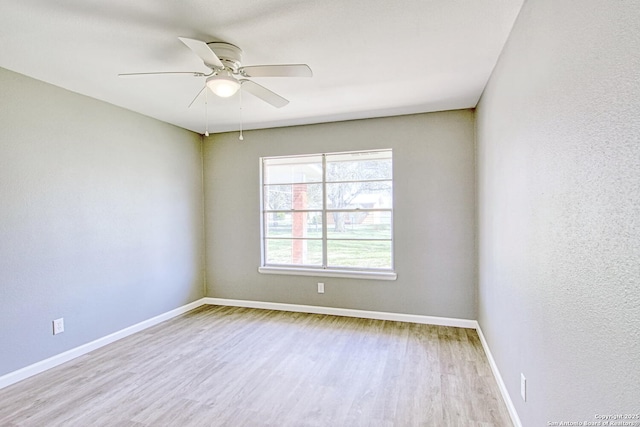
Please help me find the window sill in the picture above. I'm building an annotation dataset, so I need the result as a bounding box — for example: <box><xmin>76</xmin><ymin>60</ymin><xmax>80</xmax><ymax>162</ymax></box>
<box><xmin>258</xmin><ymin>266</ymin><xmax>397</xmax><ymax>281</ymax></box>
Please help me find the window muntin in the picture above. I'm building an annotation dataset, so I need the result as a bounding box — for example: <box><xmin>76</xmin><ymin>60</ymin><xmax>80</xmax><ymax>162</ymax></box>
<box><xmin>261</xmin><ymin>150</ymin><xmax>393</xmax><ymax>274</ymax></box>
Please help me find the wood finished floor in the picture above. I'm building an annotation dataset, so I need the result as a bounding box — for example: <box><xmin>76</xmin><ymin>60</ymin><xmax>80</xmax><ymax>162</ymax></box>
<box><xmin>0</xmin><ymin>305</ymin><xmax>512</xmax><ymax>426</ymax></box>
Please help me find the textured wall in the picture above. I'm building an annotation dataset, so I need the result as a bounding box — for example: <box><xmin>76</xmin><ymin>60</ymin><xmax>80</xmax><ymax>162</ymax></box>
<box><xmin>204</xmin><ymin>111</ymin><xmax>477</xmax><ymax>319</ymax></box>
<box><xmin>476</xmin><ymin>0</ymin><xmax>640</xmax><ymax>424</ymax></box>
<box><xmin>0</xmin><ymin>68</ymin><xmax>205</xmax><ymax>376</ymax></box>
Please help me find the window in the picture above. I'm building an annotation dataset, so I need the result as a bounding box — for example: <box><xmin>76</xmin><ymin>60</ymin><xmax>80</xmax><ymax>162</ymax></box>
<box><xmin>259</xmin><ymin>149</ymin><xmax>395</xmax><ymax>280</ymax></box>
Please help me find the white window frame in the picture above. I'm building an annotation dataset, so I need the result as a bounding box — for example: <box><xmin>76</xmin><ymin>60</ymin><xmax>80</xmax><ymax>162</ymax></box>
<box><xmin>258</xmin><ymin>149</ymin><xmax>397</xmax><ymax>281</ymax></box>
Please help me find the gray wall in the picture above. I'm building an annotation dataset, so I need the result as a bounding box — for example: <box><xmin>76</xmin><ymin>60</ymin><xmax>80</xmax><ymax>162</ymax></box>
<box><xmin>476</xmin><ymin>0</ymin><xmax>640</xmax><ymax>424</ymax></box>
<box><xmin>0</xmin><ymin>68</ymin><xmax>205</xmax><ymax>376</ymax></box>
<box><xmin>204</xmin><ymin>111</ymin><xmax>477</xmax><ymax>319</ymax></box>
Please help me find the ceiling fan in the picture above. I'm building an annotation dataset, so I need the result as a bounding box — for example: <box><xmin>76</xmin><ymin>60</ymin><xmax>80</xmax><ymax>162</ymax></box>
<box><xmin>119</xmin><ymin>37</ymin><xmax>313</xmax><ymax>108</ymax></box>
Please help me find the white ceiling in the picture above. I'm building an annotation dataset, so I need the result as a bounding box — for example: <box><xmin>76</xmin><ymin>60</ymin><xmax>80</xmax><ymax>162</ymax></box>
<box><xmin>0</xmin><ymin>0</ymin><xmax>523</xmax><ymax>134</ymax></box>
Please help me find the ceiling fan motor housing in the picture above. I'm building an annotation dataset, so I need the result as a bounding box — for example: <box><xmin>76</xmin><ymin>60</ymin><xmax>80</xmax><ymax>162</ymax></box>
<box><xmin>207</xmin><ymin>42</ymin><xmax>243</xmax><ymax>73</ymax></box>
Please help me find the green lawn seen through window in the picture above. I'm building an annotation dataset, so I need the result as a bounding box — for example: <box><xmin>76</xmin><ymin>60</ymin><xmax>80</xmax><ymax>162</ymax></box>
<box><xmin>265</xmin><ymin>225</ymin><xmax>392</xmax><ymax>268</ymax></box>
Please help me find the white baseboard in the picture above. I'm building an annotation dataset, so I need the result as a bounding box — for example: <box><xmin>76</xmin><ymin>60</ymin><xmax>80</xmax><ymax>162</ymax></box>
<box><xmin>203</xmin><ymin>297</ymin><xmax>478</xmax><ymax>329</ymax></box>
<box><xmin>0</xmin><ymin>298</ymin><xmax>207</xmax><ymax>390</ymax></box>
<box><xmin>476</xmin><ymin>324</ymin><xmax>522</xmax><ymax>427</ymax></box>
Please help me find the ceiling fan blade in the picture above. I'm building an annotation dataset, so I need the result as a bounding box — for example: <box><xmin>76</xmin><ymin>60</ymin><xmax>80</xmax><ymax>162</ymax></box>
<box><xmin>240</xmin><ymin>64</ymin><xmax>312</xmax><ymax>78</ymax></box>
<box><xmin>178</xmin><ymin>37</ymin><xmax>224</xmax><ymax>69</ymax></box>
<box><xmin>240</xmin><ymin>80</ymin><xmax>289</xmax><ymax>108</ymax></box>
<box><xmin>118</xmin><ymin>71</ymin><xmax>206</xmax><ymax>77</ymax></box>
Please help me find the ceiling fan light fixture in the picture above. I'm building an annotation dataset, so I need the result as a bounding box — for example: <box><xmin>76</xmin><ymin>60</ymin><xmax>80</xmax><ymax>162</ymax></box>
<box><xmin>206</xmin><ymin>72</ymin><xmax>240</xmax><ymax>98</ymax></box>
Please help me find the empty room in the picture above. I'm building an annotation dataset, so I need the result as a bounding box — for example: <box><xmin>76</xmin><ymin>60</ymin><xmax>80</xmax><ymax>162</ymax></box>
<box><xmin>0</xmin><ymin>0</ymin><xmax>638</xmax><ymax>426</ymax></box>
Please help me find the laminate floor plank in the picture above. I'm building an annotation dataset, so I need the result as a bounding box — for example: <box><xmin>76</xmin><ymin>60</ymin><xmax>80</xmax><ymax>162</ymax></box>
<box><xmin>0</xmin><ymin>305</ymin><xmax>512</xmax><ymax>426</ymax></box>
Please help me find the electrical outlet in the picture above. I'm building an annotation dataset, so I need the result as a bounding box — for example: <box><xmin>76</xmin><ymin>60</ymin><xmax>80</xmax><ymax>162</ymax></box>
<box><xmin>520</xmin><ymin>373</ymin><xmax>526</xmax><ymax>401</ymax></box>
<box><xmin>53</xmin><ymin>318</ymin><xmax>64</xmax><ymax>335</ymax></box>
<box><xmin>317</xmin><ymin>282</ymin><xmax>324</xmax><ymax>294</ymax></box>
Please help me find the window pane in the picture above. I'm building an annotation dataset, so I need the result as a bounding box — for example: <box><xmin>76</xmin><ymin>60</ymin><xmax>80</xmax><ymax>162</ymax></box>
<box><xmin>326</xmin><ymin>211</ymin><xmax>391</xmax><ymax>239</ymax></box>
<box><xmin>326</xmin><ymin>151</ymin><xmax>392</xmax><ymax>182</ymax></box>
<box><xmin>326</xmin><ymin>181</ymin><xmax>392</xmax><ymax>209</ymax></box>
<box><xmin>265</xmin><ymin>212</ymin><xmax>323</xmax><ymax>238</ymax></box>
<box><xmin>264</xmin><ymin>183</ymin><xmax>323</xmax><ymax>211</ymax></box>
<box><xmin>265</xmin><ymin>239</ymin><xmax>323</xmax><ymax>266</ymax></box>
<box><xmin>264</xmin><ymin>156</ymin><xmax>323</xmax><ymax>184</ymax></box>
<box><xmin>327</xmin><ymin>240</ymin><xmax>392</xmax><ymax>269</ymax></box>
<box><xmin>264</xmin><ymin>185</ymin><xmax>292</xmax><ymax>210</ymax></box>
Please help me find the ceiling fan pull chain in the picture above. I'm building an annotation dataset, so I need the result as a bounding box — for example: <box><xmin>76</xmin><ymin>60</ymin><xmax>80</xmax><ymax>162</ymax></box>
<box><xmin>239</xmin><ymin>88</ymin><xmax>244</xmax><ymax>141</ymax></box>
<box><xmin>204</xmin><ymin>89</ymin><xmax>210</xmax><ymax>137</ymax></box>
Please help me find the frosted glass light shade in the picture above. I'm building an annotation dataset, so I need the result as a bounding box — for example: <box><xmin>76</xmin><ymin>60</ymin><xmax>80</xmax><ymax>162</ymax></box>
<box><xmin>206</xmin><ymin>73</ymin><xmax>240</xmax><ymax>97</ymax></box>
